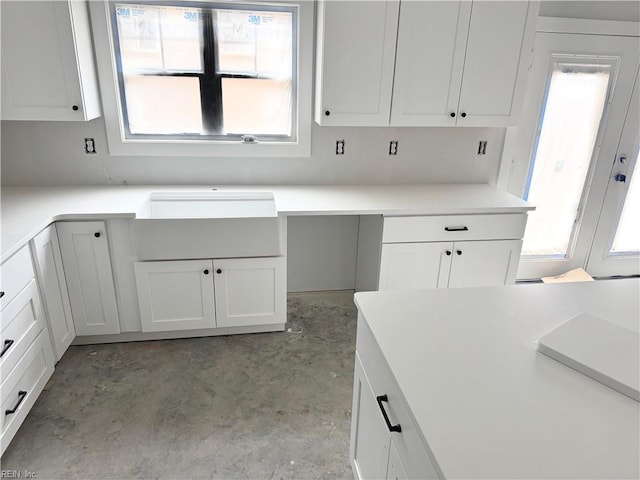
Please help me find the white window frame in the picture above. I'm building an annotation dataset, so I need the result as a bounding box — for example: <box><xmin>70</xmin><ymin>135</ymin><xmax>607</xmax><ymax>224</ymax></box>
<box><xmin>89</xmin><ymin>0</ymin><xmax>312</xmax><ymax>157</ymax></box>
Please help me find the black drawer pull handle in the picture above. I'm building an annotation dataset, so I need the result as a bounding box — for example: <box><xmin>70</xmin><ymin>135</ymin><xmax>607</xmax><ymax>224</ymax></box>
<box><xmin>5</xmin><ymin>390</ymin><xmax>27</xmax><ymax>415</ymax></box>
<box><xmin>376</xmin><ymin>394</ymin><xmax>401</xmax><ymax>433</ymax></box>
<box><xmin>444</xmin><ymin>226</ymin><xmax>469</xmax><ymax>232</ymax></box>
<box><xmin>216</xmin><ymin>269</ymin><xmax>222</xmax><ymax>274</ymax></box>
<box><xmin>0</xmin><ymin>291</ymin><xmax>4</xmax><ymax>298</ymax></box>
<box><xmin>94</xmin><ymin>232</ymin><xmax>101</xmax><ymax>238</ymax></box>
<box><xmin>445</xmin><ymin>250</ymin><xmax>452</xmax><ymax>256</ymax></box>
<box><xmin>1</xmin><ymin>339</ymin><xmax>15</xmax><ymax>358</ymax></box>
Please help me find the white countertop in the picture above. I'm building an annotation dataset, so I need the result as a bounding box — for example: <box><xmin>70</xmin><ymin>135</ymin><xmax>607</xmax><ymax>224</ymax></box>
<box><xmin>0</xmin><ymin>184</ymin><xmax>532</xmax><ymax>262</ymax></box>
<box><xmin>355</xmin><ymin>280</ymin><xmax>640</xmax><ymax>479</ymax></box>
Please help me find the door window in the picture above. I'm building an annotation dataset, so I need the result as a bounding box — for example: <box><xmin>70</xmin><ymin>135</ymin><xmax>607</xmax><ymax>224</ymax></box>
<box><xmin>522</xmin><ymin>62</ymin><xmax>612</xmax><ymax>257</ymax></box>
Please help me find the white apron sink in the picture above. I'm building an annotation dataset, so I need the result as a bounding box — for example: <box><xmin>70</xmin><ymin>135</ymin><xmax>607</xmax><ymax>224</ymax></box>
<box><xmin>136</xmin><ymin>191</ymin><xmax>277</xmax><ymax>219</ymax></box>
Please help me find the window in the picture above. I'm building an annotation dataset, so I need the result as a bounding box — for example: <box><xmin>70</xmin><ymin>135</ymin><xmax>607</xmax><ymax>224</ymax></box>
<box><xmin>90</xmin><ymin>0</ymin><xmax>312</xmax><ymax>156</ymax></box>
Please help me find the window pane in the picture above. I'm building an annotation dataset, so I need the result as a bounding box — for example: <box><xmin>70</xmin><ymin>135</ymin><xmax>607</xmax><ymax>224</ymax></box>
<box><xmin>112</xmin><ymin>2</ymin><xmax>296</xmax><ymax>139</ymax></box>
<box><xmin>611</xmin><ymin>152</ymin><xmax>640</xmax><ymax>252</ymax></box>
<box><xmin>221</xmin><ymin>78</ymin><xmax>291</xmax><ymax>135</ymax></box>
<box><xmin>215</xmin><ymin>9</ymin><xmax>293</xmax><ymax>77</ymax></box>
<box><xmin>522</xmin><ymin>63</ymin><xmax>611</xmax><ymax>256</ymax></box>
<box><xmin>115</xmin><ymin>4</ymin><xmax>202</xmax><ymax>72</ymax></box>
<box><xmin>125</xmin><ymin>76</ymin><xmax>203</xmax><ymax>134</ymax></box>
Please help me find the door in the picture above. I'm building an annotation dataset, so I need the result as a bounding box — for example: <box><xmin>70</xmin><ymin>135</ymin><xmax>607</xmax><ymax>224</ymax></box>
<box><xmin>378</xmin><ymin>243</ymin><xmax>452</xmax><ymax>290</ymax></box>
<box><xmin>587</xmin><ymin>67</ymin><xmax>640</xmax><ymax>276</ymax></box>
<box><xmin>134</xmin><ymin>260</ymin><xmax>215</xmax><ymax>332</ymax></box>
<box><xmin>350</xmin><ymin>355</ymin><xmax>390</xmax><ymax>480</ymax></box>
<box><xmin>213</xmin><ymin>257</ymin><xmax>285</xmax><ymax>328</ymax></box>
<box><xmin>447</xmin><ymin>240</ymin><xmax>522</xmax><ymax>288</ymax></box>
<box><xmin>390</xmin><ymin>0</ymin><xmax>470</xmax><ymax>126</ymax></box>
<box><xmin>315</xmin><ymin>0</ymin><xmax>399</xmax><ymax>125</ymax></box>
<box><xmin>507</xmin><ymin>33</ymin><xmax>640</xmax><ymax>279</ymax></box>
<box><xmin>31</xmin><ymin>224</ymin><xmax>75</xmax><ymax>361</ymax></box>
<box><xmin>57</xmin><ymin>222</ymin><xmax>120</xmax><ymax>335</ymax></box>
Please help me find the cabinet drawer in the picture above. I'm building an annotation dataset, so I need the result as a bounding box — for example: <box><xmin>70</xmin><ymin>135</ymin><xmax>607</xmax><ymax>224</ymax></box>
<box><xmin>0</xmin><ymin>245</ymin><xmax>35</xmax><ymax>311</ymax></box>
<box><xmin>0</xmin><ymin>281</ymin><xmax>45</xmax><ymax>383</ymax></box>
<box><xmin>356</xmin><ymin>316</ymin><xmax>440</xmax><ymax>479</ymax></box>
<box><xmin>382</xmin><ymin>213</ymin><xmax>527</xmax><ymax>243</ymax></box>
<box><xmin>0</xmin><ymin>330</ymin><xmax>54</xmax><ymax>455</ymax></box>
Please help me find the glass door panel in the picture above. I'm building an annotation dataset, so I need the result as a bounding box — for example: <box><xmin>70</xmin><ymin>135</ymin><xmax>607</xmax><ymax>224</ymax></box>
<box><xmin>611</xmin><ymin>152</ymin><xmax>639</xmax><ymax>254</ymax></box>
<box><xmin>522</xmin><ymin>62</ymin><xmax>612</xmax><ymax>257</ymax></box>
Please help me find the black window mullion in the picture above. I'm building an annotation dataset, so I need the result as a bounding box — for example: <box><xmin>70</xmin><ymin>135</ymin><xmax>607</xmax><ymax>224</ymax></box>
<box><xmin>200</xmin><ymin>9</ymin><xmax>223</xmax><ymax>135</ymax></box>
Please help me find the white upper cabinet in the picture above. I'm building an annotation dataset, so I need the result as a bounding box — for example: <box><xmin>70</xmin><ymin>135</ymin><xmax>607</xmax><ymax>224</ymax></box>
<box><xmin>317</xmin><ymin>0</ymin><xmax>539</xmax><ymax>127</ymax></box>
<box><xmin>454</xmin><ymin>1</ymin><xmax>537</xmax><ymax>126</ymax></box>
<box><xmin>314</xmin><ymin>0</ymin><xmax>400</xmax><ymax>126</ymax></box>
<box><xmin>1</xmin><ymin>0</ymin><xmax>101</xmax><ymax>121</ymax></box>
<box><xmin>391</xmin><ymin>1</ymin><xmax>471</xmax><ymax>127</ymax></box>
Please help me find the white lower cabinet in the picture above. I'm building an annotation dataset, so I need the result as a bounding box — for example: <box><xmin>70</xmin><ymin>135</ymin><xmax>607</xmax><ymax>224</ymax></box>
<box><xmin>350</xmin><ymin>318</ymin><xmax>439</xmax><ymax>480</ymax></box>
<box><xmin>379</xmin><ymin>214</ymin><xmax>526</xmax><ymax>290</ymax></box>
<box><xmin>351</xmin><ymin>355</ymin><xmax>395</xmax><ymax>479</ymax></box>
<box><xmin>56</xmin><ymin>221</ymin><xmax>120</xmax><ymax>335</ymax></box>
<box><xmin>134</xmin><ymin>257</ymin><xmax>285</xmax><ymax>333</ymax></box>
<box><xmin>379</xmin><ymin>239</ymin><xmax>522</xmax><ymax>290</ymax></box>
<box><xmin>134</xmin><ymin>259</ymin><xmax>215</xmax><ymax>332</ymax></box>
<box><xmin>0</xmin><ymin>245</ymin><xmax>55</xmax><ymax>455</ymax></box>
<box><xmin>214</xmin><ymin>257</ymin><xmax>286</xmax><ymax>328</ymax></box>
<box><xmin>1</xmin><ymin>331</ymin><xmax>54</xmax><ymax>455</ymax></box>
<box><xmin>447</xmin><ymin>240</ymin><xmax>522</xmax><ymax>288</ymax></box>
<box><xmin>31</xmin><ymin>225</ymin><xmax>75</xmax><ymax>361</ymax></box>
<box><xmin>387</xmin><ymin>440</ymin><xmax>409</xmax><ymax>480</ymax></box>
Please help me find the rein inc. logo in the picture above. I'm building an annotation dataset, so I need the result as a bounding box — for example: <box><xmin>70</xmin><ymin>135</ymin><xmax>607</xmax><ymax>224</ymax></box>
<box><xmin>1</xmin><ymin>471</ymin><xmax>37</xmax><ymax>478</ymax></box>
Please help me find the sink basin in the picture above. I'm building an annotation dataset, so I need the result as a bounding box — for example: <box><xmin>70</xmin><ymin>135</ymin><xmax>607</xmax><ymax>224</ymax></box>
<box><xmin>136</xmin><ymin>191</ymin><xmax>277</xmax><ymax>219</ymax></box>
<box><xmin>132</xmin><ymin>191</ymin><xmax>283</xmax><ymax>260</ymax></box>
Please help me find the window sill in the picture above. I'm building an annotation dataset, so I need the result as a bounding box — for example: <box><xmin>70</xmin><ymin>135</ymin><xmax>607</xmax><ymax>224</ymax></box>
<box><xmin>104</xmin><ymin>136</ymin><xmax>311</xmax><ymax>157</ymax></box>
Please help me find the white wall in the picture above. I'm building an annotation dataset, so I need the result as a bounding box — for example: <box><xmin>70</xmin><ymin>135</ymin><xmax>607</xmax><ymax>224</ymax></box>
<box><xmin>287</xmin><ymin>216</ymin><xmax>360</xmax><ymax>292</ymax></box>
<box><xmin>0</xmin><ymin>118</ymin><xmax>504</xmax><ymax>186</ymax></box>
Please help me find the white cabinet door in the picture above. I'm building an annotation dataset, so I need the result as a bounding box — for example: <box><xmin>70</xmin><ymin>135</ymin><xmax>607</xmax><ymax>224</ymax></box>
<box><xmin>391</xmin><ymin>1</ymin><xmax>471</xmax><ymax>126</ymax></box>
<box><xmin>447</xmin><ymin>240</ymin><xmax>523</xmax><ymax>288</ymax></box>
<box><xmin>379</xmin><ymin>240</ymin><xmax>523</xmax><ymax>290</ymax></box>
<box><xmin>315</xmin><ymin>0</ymin><xmax>399</xmax><ymax>126</ymax></box>
<box><xmin>456</xmin><ymin>1</ymin><xmax>536</xmax><ymax>126</ymax></box>
<box><xmin>350</xmin><ymin>355</ymin><xmax>391</xmax><ymax>480</ymax></box>
<box><xmin>213</xmin><ymin>257</ymin><xmax>285</xmax><ymax>328</ymax></box>
<box><xmin>31</xmin><ymin>225</ymin><xmax>75</xmax><ymax>361</ymax></box>
<box><xmin>386</xmin><ymin>439</ymin><xmax>409</xmax><ymax>480</ymax></box>
<box><xmin>392</xmin><ymin>0</ymin><xmax>536</xmax><ymax>127</ymax></box>
<box><xmin>379</xmin><ymin>243</ymin><xmax>452</xmax><ymax>290</ymax></box>
<box><xmin>57</xmin><ymin>222</ymin><xmax>120</xmax><ymax>336</ymax></box>
<box><xmin>134</xmin><ymin>260</ymin><xmax>215</xmax><ymax>332</ymax></box>
<box><xmin>1</xmin><ymin>0</ymin><xmax>101</xmax><ymax>121</ymax></box>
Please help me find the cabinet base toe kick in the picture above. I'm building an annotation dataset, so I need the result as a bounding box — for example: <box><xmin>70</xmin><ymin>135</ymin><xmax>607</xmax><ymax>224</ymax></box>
<box><xmin>70</xmin><ymin>323</ymin><xmax>286</xmax><ymax>346</ymax></box>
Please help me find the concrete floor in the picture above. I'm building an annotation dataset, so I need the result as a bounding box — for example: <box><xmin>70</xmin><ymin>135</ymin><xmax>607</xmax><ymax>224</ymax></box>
<box><xmin>1</xmin><ymin>291</ymin><xmax>357</xmax><ymax>479</ymax></box>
